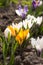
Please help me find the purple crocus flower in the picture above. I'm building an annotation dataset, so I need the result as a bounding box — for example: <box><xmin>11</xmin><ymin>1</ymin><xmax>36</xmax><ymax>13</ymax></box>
<box><xmin>32</xmin><ymin>0</ymin><xmax>40</xmax><ymax>9</ymax></box>
<box><xmin>15</xmin><ymin>5</ymin><xmax>28</xmax><ymax>18</ymax></box>
<box><xmin>32</xmin><ymin>0</ymin><xmax>37</xmax><ymax>8</ymax></box>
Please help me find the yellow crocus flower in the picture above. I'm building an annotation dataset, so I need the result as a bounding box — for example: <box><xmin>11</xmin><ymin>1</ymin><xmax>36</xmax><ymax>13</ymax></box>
<box><xmin>16</xmin><ymin>29</ymin><xmax>24</xmax><ymax>44</ymax></box>
<box><xmin>8</xmin><ymin>25</ymin><xmax>16</xmax><ymax>36</ymax></box>
<box><xmin>14</xmin><ymin>28</ymin><xmax>19</xmax><ymax>33</ymax></box>
<box><xmin>16</xmin><ymin>29</ymin><xmax>30</xmax><ymax>45</ymax></box>
<box><xmin>23</xmin><ymin>29</ymin><xmax>29</xmax><ymax>39</ymax></box>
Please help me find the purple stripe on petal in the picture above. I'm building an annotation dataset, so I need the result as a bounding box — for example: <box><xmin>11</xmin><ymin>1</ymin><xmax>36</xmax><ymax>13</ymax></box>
<box><xmin>24</xmin><ymin>5</ymin><xmax>28</xmax><ymax>12</ymax></box>
<box><xmin>32</xmin><ymin>0</ymin><xmax>37</xmax><ymax>8</ymax></box>
<box><xmin>21</xmin><ymin>13</ymin><xmax>26</xmax><ymax>18</ymax></box>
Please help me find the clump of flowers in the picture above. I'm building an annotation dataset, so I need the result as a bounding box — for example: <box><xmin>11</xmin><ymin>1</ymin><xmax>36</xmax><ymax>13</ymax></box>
<box><xmin>4</xmin><ymin>15</ymin><xmax>42</xmax><ymax>38</ymax></box>
<box><xmin>3</xmin><ymin>14</ymin><xmax>43</xmax><ymax>65</ymax></box>
<box><xmin>30</xmin><ymin>36</ymin><xmax>43</xmax><ymax>56</ymax></box>
<box><xmin>3</xmin><ymin>22</ymin><xmax>30</xmax><ymax>65</ymax></box>
<box><xmin>4</xmin><ymin>24</ymin><xmax>30</xmax><ymax>41</ymax></box>
<box><xmin>31</xmin><ymin>37</ymin><xmax>43</xmax><ymax>51</ymax></box>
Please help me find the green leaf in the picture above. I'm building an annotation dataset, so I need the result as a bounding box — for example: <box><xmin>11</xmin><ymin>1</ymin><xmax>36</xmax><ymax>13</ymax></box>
<box><xmin>41</xmin><ymin>51</ymin><xmax>43</xmax><ymax>58</ymax></box>
<box><xmin>7</xmin><ymin>32</ymin><xmax>11</xmax><ymax>43</ymax></box>
<box><xmin>2</xmin><ymin>36</ymin><xmax>7</xmax><ymax>65</ymax></box>
<box><xmin>0</xmin><ymin>37</ymin><xmax>2</xmax><ymax>42</ymax></box>
<box><xmin>0</xmin><ymin>0</ymin><xmax>11</xmax><ymax>7</ymax></box>
<box><xmin>9</xmin><ymin>40</ymin><xmax>18</xmax><ymax>65</ymax></box>
<box><xmin>2</xmin><ymin>42</ymin><xmax>7</xmax><ymax>65</ymax></box>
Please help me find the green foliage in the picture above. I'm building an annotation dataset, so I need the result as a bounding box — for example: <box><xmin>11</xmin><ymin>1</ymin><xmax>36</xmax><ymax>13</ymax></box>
<box><xmin>12</xmin><ymin>0</ymin><xmax>18</xmax><ymax>4</ymax></box>
<box><xmin>41</xmin><ymin>51</ymin><xmax>43</xmax><ymax>58</ymax></box>
<box><xmin>35</xmin><ymin>5</ymin><xmax>43</xmax><ymax>17</ymax></box>
<box><xmin>21</xmin><ymin>0</ymin><xmax>32</xmax><ymax>6</ymax></box>
<box><xmin>0</xmin><ymin>32</ymin><xmax>19</xmax><ymax>65</ymax></box>
<box><xmin>1</xmin><ymin>33</ymin><xmax>11</xmax><ymax>65</ymax></box>
<box><xmin>39</xmin><ymin>22</ymin><xmax>43</xmax><ymax>35</ymax></box>
<box><xmin>0</xmin><ymin>0</ymin><xmax>11</xmax><ymax>7</ymax></box>
<box><xmin>30</xmin><ymin>23</ymin><xmax>39</xmax><ymax>38</ymax></box>
<box><xmin>9</xmin><ymin>41</ymin><xmax>18</xmax><ymax>65</ymax></box>
<box><xmin>28</xmin><ymin>5</ymin><xmax>43</xmax><ymax>17</ymax></box>
<box><xmin>30</xmin><ymin>21</ymin><xmax>43</xmax><ymax>38</ymax></box>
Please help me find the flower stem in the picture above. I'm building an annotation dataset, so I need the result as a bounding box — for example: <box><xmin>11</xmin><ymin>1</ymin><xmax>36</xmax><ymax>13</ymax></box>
<box><xmin>9</xmin><ymin>41</ymin><xmax>18</xmax><ymax>65</ymax></box>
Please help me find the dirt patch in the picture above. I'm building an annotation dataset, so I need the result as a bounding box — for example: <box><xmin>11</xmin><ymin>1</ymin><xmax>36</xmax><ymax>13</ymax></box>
<box><xmin>0</xmin><ymin>3</ymin><xmax>22</xmax><ymax>31</ymax></box>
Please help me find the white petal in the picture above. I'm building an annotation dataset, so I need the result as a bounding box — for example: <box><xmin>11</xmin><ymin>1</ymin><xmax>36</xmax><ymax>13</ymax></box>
<box><xmin>12</xmin><ymin>23</ymin><xmax>15</xmax><ymax>27</ymax></box>
<box><xmin>4</xmin><ymin>28</ymin><xmax>11</xmax><ymax>38</ymax></box>
<box><xmin>23</xmin><ymin>20</ymin><xmax>27</xmax><ymax>29</ymax></box>
<box><xmin>36</xmin><ymin>16</ymin><xmax>42</xmax><ymax>25</ymax></box>
<box><xmin>15</xmin><ymin>10</ymin><xmax>21</xmax><ymax>16</ymax></box>
<box><xmin>35</xmin><ymin>44</ymin><xmax>41</xmax><ymax>51</ymax></box>
<box><xmin>31</xmin><ymin>38</ymin><xmax>36</xmax><ymax>48</ymax></box>
<box><xmin>17</xmin><ymin>22</ymin><xmax>23</xmax><ymax>30</ymax></box>
<box><xmin>38</xmin><ymin>1</ymin><xmax>42</xmax><ymax>6</ymax></box>
<box><xmin>31</xmin><ymin>36</ymin><xmax>43</xmax><ymax>50</ymax></box>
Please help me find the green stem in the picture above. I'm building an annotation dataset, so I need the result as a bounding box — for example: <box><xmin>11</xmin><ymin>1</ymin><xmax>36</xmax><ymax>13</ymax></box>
<box><xmin>9</xmin><ymin>42</ymin><xmax>18</xmax><ymax>65</ymax></box>
<box><xmin>2</xmin><ymin>43</ymin><xmax>7</xmax><ymax>65</ymax></box>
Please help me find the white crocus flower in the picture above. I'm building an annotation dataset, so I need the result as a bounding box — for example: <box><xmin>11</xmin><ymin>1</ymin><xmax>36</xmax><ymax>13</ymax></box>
<box><xmin>27</xmin><ymin>15</ymin><xmax>36</xmax><ymax>21</ymax></box>
<box><xmin>27</xmin><ymin>15</ymin><xmax>42</xmax><ymax>27</ymax></box>
<box><xmin>12</xmin><ymin>23</ymin><xmax>17</xmax><ymax>28</ymax></box>
<box><xmin>28</xmin><ymin>20</ymin><xmax>34</xmax><ymax>29</ymax></box>
<box><xmin>30</xmin><ymin>15</ymin><xmax>35</xmax><ymax>21</ymax></box>
<box><xmin>35</xmin><ymin>44</ymin><xmax>41</xmax><ymax>51</ymax></box>
<box><xmin>12</xmin><ymin>23</ymin><xmax>19</xmax><ymax>30</ymax></box>
<box><xmin>31</xmin><ymin>16</ymin><xmax>36</xmax><ymax>22</ymax></box>
<box><xmin>31</xmin><ymin>36</ymin><xmax>43</xmax><ymax>51</ymax></box>
<box><xmin>30</xmin><ymin>38</ymin><xmax>37</xmax><ymax>48</ymax></box>
<box><xmin>17</xmin><ymin>22</ymin><xmax>23</xmax><ymax>30</ymax></box>
<box><xmin>36</xmin><ymin>16</ymin><xmax>42</xmax><ymax>25</ymax></box>
<box><xmin>4</xmin><ymin>28</ymin><xmax>11</xmax><ymax>38</ymax></box>
<box><xmin>12</xmin><ymin>23</ymin><xmax>16</xmax><ymax>28</ymax></box>
<box><xmin>27</xmin><ymin>15</ymin><xmax>32</xmax><ymax>20</ymax></box>
<box><xmin>12</xmin><ymin>22</ymin><xmax>23</xmax><ymax>30</ymax></box>
<box><xmin>22</xmin><ymin>18</ymin><xmax>34</xmax><ymax>29</ymax></box>
<box><xmin>26</xmin><ymin>15</ymin><xmax>37</xmax><ymax>29</ymax></box>
<box><xmin>23</xmin><ymin>20</ymin><xmax>28</xmax><ymax>29</ymax></box>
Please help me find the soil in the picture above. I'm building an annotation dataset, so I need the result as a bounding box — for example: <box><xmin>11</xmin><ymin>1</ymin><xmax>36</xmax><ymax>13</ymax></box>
<box><xmin>0</xmin><ymin>3</ymin><xmax>43</xmax><ymax>65</ymax></box>
<box><xmin>14</xmin><ymin>44</ymin><xmax>43</xmax><ymax>65</ymax></box>
<box><xmin>0</xmin><ymin>3</ymin><xmax>22</xmax><ymax>32</ymax></box>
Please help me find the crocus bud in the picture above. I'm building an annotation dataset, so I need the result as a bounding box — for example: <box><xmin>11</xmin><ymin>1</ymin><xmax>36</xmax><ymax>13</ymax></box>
<box><xmin>4</xmin><ymin>28</ymin><xmax>11</xmax><ymax>38</ymax></box>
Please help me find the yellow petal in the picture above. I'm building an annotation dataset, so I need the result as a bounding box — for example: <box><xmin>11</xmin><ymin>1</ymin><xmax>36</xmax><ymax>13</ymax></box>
<box><xmin>23</xmin><ymin>29</ymin><xmax>29</xmax><ymax>39</ymax></box>
<box><xmin>8</xmin><ymin>25</ymin><xmax>16</xmax><ymax>36</ymax></box>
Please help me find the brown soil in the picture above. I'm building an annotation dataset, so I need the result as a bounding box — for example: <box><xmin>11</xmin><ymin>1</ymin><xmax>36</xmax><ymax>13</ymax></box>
<box><xmin>0</xmin><ymin>3</ymin><xmax>22</xmax><ymax>32</ymax></box>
